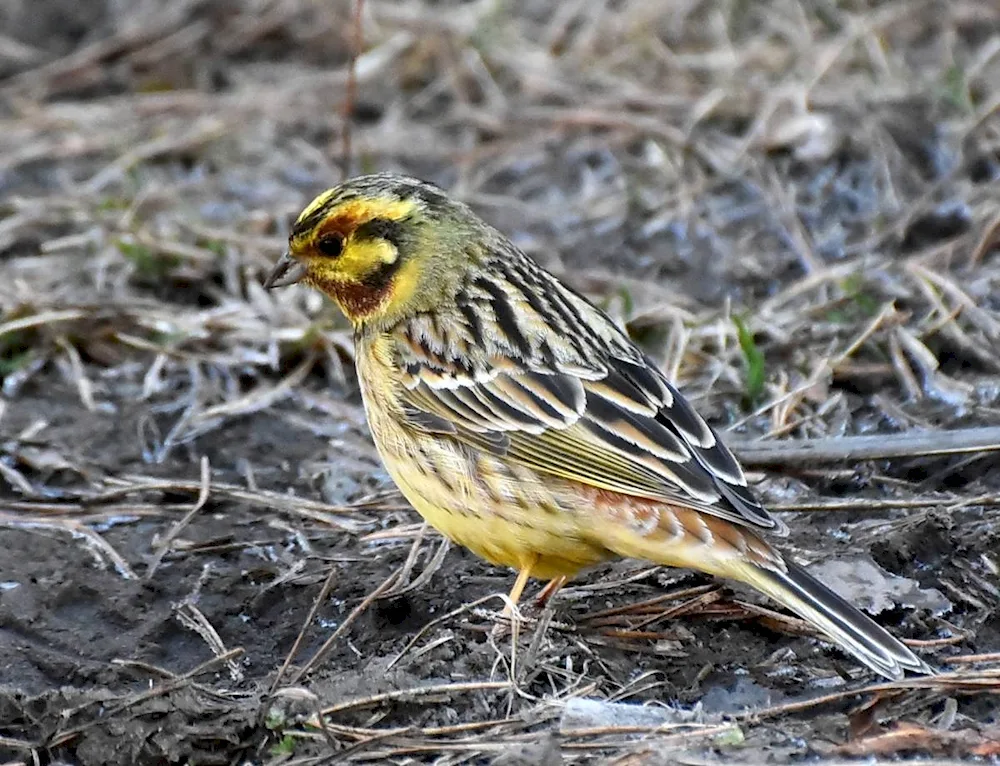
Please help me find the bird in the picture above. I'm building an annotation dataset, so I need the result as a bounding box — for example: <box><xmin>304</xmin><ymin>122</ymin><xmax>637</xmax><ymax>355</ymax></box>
<box><xmin>264</xmin><ymin>172</ymin><xmax>932</xmax><ymax>681</ymax></box>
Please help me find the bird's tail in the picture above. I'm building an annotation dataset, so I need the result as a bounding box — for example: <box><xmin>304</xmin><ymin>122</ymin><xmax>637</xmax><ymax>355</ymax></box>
<box><xmin>736</xmin><ymin>558</ymin><xmax>933</xmax><ymax>680</ymax></box>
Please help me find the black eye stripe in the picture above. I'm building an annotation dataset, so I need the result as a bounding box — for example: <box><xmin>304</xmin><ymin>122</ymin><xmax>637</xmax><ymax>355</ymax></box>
<box><xmin>354</xmin><ymin>217</ymin><xmax>408</xmax><ymax>248</ymax></box>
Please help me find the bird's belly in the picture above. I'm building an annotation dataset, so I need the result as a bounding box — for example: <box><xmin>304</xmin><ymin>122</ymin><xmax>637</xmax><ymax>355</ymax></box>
<box><xmin>377</xmin><ymin>428</ymin><xmax>608</xmax><ymax>579</ymax></box>
<box><xmin>411</xmin><ymin>500</ymin><xmax>594</xmax><ymax>579</ymax></box>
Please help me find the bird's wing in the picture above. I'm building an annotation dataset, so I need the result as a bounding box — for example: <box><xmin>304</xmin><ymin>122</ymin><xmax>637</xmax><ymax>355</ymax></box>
<box><xmin>390</xmin><ymin>260</ymin><xmax>785</xmax><ymax>535</ymax></box>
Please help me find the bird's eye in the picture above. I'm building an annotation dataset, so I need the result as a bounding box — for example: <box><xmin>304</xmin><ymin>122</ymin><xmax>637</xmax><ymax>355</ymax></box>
<box><xmin>316</xmin><ymin>233</ymin><xmax>345</xmax><ymax>258</ymax></box>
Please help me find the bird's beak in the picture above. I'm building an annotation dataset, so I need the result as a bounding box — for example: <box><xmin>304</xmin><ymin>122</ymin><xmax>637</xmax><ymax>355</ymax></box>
<box><xmin>264</xmin><ymin>251</ymin><xmax>307</xmax><ymax>289</ymax></box>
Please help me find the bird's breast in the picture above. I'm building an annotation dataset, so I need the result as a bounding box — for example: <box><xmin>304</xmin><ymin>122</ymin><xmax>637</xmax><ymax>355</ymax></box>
<box><xmin>352</xmin><ymin>335</ymin><xmax>607</xmax><ymax>576</ymax></box>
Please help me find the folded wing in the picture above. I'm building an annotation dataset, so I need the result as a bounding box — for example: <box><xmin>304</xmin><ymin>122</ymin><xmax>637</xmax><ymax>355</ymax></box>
<box><xmin>392</xmin><ymin>261</ymin><xmax>785</xmax><ymax>535</ymax></box>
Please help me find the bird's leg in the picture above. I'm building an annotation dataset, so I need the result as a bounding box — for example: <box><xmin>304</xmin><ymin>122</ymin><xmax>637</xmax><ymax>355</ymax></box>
<box><xmin>534</xmin><ymin>575</ymin><xmax>568</xmax><ymax>607</ymax></box>
<box><xmin>502</xmin><ymin>563</ymin><xmax>534</xmax><ymax>617</ymax></box>
<box><xmin>492</xmin><ymin>554</ymin><xmax>539</xmax><ymax>639</ymax></box>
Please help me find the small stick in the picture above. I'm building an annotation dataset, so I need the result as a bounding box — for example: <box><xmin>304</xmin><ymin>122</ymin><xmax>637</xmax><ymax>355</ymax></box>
<box><xmin>770</xmin><ymin>494</ymin><xmax>1000</xmax><ymax>513</ymax></box>
<box><xmin>320</xmin><ymin>681</ymin><xmax>512</xmax><ymax>717</ymax></box>
<box><xmin>729</xmin><ymin>426</ymin><xmax>1000</xmax><ymax>466</ymax></box>
<box><xmin>145</xmin><ymin>456</ymin><xmax>211</xmax><ymax>579</ymax></box>
<box><xmin>289</xmin><ymin>568</ymin><xmax>399</xmax><ymax>684</ymax></box>
<box><xmin>735</xmin><ymin>668</ymin><xmax>1000</xmax><ymax>723</ymax></box>
<box><xmin>947</xmin><ymin>652</ymin><xmax>1000</xmax><ymax>665</ymax></box>
<box><xmin>266</xmin><ymin>566</ymin><xmax>339</xmax><ymax>697</ymax></box>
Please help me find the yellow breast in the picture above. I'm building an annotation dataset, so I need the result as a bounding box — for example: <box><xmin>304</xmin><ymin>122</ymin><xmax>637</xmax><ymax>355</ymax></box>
<box><xmin>353</xmin><ymin>333</ymin><xmax>608</xmax><ymax>580</ymax></box>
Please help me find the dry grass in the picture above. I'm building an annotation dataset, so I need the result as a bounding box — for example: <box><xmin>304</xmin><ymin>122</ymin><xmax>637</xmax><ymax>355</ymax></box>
<box><xmin>2</xmin><ymin>0</ymin><xmax>1000</xmax><ymax>763</ymax></box>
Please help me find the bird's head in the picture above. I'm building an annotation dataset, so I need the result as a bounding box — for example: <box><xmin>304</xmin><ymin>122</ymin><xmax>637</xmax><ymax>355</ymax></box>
<box><xmin>265</xmin><ymin>173</ymin><xmax>480</xmax><ymax>328</ymax></box>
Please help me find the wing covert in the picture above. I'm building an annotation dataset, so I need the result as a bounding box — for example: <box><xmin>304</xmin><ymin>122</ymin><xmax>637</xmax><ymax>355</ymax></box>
<box><xmin>390</xmin><ymin>264</ymin><xmax>785</xmax><ymax>535</ymax></box>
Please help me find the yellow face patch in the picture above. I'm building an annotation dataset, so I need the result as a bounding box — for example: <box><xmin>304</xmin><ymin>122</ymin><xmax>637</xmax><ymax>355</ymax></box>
<box><xmin>384</xmin><ymin>255</ymin><xmax>423</xmax><ymax>312</ymax></box>
<box><xmin>290</xmin><ymin>195</ymin><xmax>418</xmax><ymax>275</ymax></box>
<box><xmin>288</xmin><ymin>193</ymin><xmax>421</xmax><ymax>321</ymax></box>
<box><xmin>331</xmin><ymin>235</ymin><xmax>398</xmax><ymax>283</ymax></box>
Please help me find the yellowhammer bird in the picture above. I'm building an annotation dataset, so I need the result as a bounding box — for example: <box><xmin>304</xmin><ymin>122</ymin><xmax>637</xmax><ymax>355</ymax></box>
<box><xmin>265</xmin><ymin>172</ymin><xmax>932</xmax><ymax>680</ymax></box>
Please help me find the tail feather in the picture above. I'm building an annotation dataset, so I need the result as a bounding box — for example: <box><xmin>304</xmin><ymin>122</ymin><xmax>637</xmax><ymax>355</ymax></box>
<box><xmin>589</xmin><ymin>503</ymin><xmax>932</xmax><ymax>679</ymax></box>
<box><xmin>742</xmin><ymin>559</ymin><xmax>934</xmax><ymax>680</ymax></box>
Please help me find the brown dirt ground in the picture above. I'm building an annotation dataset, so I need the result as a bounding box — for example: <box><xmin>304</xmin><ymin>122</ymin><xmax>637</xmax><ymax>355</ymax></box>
<box><xmin>2</xmin><ymin>1</ymin><xmax>1000</xmax><ymax>764</ymax></box>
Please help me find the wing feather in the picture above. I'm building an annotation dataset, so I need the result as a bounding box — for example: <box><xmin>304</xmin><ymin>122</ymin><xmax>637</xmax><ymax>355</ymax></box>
<box><xmin>391</xmin><ymin>264</ymin><xmax>786</xmax><ymax>535</ymax></box>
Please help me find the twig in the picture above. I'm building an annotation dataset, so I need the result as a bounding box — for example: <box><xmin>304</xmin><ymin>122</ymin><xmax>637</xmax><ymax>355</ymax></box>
<box><xmin>0</xmin><ymin>309</ymin><xmax>87</xmax><ymax>337</ymax></box>
<box><xmin>947</xmin><ymin>652</ymin><xmax>1000</xmax><ymax>665</ymax></box>
<box><xmin>174</xmin><ymin>601</ymin><xmax>243</xmax><ymax>682</ymax></box>
<box><xmin>677</xmin><ymin>759</ymin><xmax>980</xmax><ymax>766</ymax></box>
<box><xmin>0</xmin><ymin>735</ymin><xmax>37</xmax><ymax>751</ymax></box>
<box><xmin>319</xmin><ymin>681</ymin><xmax>512</xmax><ymax>717</ymax></box>
<box><xmin>770</xmin><ymin>493</ymin><xmax>1000</xmax><ymax>513</ymax></box>
<box><xmin>330</xmin><ymin>717</ymin><xmax>525</xmax><ymax>742</ymax></box>
<box><xmin>735</xmin><ymin>668</ymin><xmax>1000</xmax><ymax>722</ymax></box>
<box><xmin>289</xmin><ymin>568</ymin><xmax>400</xmax><ymax>684</ymax></box>
<box><xmin>583</xmin><ymin>584</ymin><xmax>718</xmax><ymax>622</ymax></box>
<box><xmin>145</xmin><ymin>455</ymin><xmax>211</xmax><ymax>579</ymax></box>
<box><xmin>730</xmin><ymin>426</ymin><xmax>1000</xmax><ymax>466</ymax></box>
<box><xmin>268</xmin><ymin>566</ymin><xmax>340</xmax><ymax>696</ymax></box>
<box><xmin>4</xmin><ymin>519</ymin><xmax>138</xmax><ymax>580</ymax></box>
<box><xmin>107</xmin><ymin>475</ymin><xmax>369</xmax><ymax>531</ymax></box>
<box><xmin>48</xmin><ymin>649</ymin><xmax>244</xmax><ymax>748</ymax></box>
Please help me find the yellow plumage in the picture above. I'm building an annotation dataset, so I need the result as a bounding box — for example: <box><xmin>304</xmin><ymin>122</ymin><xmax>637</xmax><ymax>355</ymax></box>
<box><xmin>356</xmin><ymin>333</ymin><xmax>607</xmax><ymax>580</ymax></box>
<box><xmin>264</xmin><ymin>172</ymin><xmax>933</xmax><ymax>681</ymax></box>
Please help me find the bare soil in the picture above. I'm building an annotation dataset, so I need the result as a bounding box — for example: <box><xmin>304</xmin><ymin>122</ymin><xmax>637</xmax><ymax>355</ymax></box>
<box><xmin>2</xmin><ymin>1</ymin><xmax>1000</xmax><ymax>763</ymax></box>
